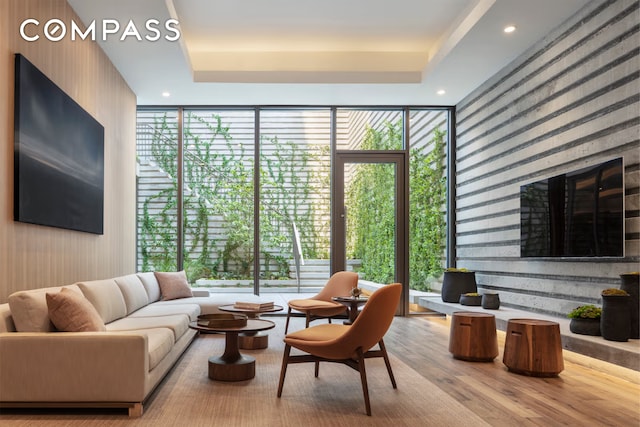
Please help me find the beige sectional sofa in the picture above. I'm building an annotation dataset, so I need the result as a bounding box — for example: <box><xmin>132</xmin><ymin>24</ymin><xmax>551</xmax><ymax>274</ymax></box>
<box><xmin>0</xmin><ymin>272</ymin><xmax>235</xmax><ymax>416</ymax></box>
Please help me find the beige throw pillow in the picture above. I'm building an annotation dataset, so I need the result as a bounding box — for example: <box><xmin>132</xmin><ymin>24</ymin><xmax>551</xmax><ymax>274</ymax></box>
<box><xmin>155</xmin><ymin>271</ymin><xmax>193</xmax><ymax>301</ymax></box>
<box><xmin>46</xmin><ymin>288</ymin><xmax>106</xmax><ymax>332</ymax></box>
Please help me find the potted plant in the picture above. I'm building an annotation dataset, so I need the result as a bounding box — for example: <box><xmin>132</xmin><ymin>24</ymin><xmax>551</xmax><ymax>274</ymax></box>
<box><xmin>441</xmin><ymin>268</ymin><xmax>477</xmax><ymax>303</ymax></box>
<box><xmin>481</xmin><ymin>292</ymin><xmax>500</xmax><ymax>310</ymax></box>
<box><xmin>567</xmin><ymin>305</ymin><xmax>601</xmax><ymax>336</ymax></box>
<box><xmin>620</xmin><ymin>272</ymin><xmax>639</xmax><ymax>339</ymax></box>
<box><xmin>600</xmin><ymin>288</ymin><xmax>631</xmax><ymax>342</ymax></box>
<box><xmin>459</xmin><ymin>292</ymin><xmax>482</xmax><ymax>306</ymax></box>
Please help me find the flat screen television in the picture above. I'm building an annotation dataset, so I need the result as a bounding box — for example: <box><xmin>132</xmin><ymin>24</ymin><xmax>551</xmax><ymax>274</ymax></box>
<box><xmin>14</xmin><ymin>53</ymin><xmax>104</xmax><ymax>234</ymax></box>
<box><xmin>520</xmin><ymin>158</ymin><xmax>624</xmax><ymax>258</ymax></box>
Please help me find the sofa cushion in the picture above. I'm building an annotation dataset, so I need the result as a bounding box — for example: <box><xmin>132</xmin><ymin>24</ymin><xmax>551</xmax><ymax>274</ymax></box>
<box><xmin>46</xmin><ymin>288</ymin><xmax>106</xmax><ymax>332</ymax></box>
<box><xmin>145</xmin><ymin>328</ymin><xmax>176</xmax><ymax>371</ymax></box>
<box><xmin>77</xmin><ymin>279</ymin><xmax>127</xmax><ymax>324</ymax></box>
<box><xmin>114</xmin><ymin>274</ymin><xmax>149</xmax><ymax>314</ymax></box>
<box><xmin>137</xmin><ymin>272</ymin><xmax>162</xmax><ymax>303</ymax></box>
<box><xmin>7</xmin><ymin>284</ymin><xmax>82</xmax><ymax>332</ymax></box>
<box><xmin>112</xmin><ymin>328</ymin><xmax>175</xmax><ymax>371</ymax></box>
<box><xmin>106</xmin><ymin>314</ymin><xmax>190</xmax><ymax>342</ymax></box>
<box><xmin>155</xmin><ymin>271</ymin><xmax>193</xmax><ymax>301</ymax></box>
<box><xmin>154</xmin><ymin>296</ymin><xmax>237</xmax><ymax>315</ymax></box>
<box><xmin>129</xmin><ymin>303</ymin><xmax>201</xmax><ymax>321</ymax></box>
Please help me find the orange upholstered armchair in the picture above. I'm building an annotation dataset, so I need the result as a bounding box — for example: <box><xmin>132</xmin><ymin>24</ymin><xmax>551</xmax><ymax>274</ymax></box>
<box><xmin>277</xmin><ymin>283</ymin><xmax>401</xmax><ymax>416</ymax></box>
<box><xmin>284</xmin><ymin>271</ymin><xmax>358</xmax><ymax>333</ymax></box>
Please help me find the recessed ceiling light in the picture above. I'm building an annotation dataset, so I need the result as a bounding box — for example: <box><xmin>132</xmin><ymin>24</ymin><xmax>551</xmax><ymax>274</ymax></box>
<box><xmin>437</xmin><ymin>89</ymin><xmax>446</xmax><ymax>96</ymax></box>
<box><xmin>504</xmin><ymin>25</ymin><xmax>516</xmax><ymax>34</ymax></box>
<box><xmin>162</xmin><ymin>91</ymin><xmax>171</xmax><ymax>97</ymax></box>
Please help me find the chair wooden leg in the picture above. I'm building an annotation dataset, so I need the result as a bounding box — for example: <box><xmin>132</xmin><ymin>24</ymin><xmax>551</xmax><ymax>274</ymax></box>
<box><xmin>277</xmin><ymin>344</ymin><xmax>292</xmax><ymax>397</ymax></box>
<box><xmin>314</xmin><ymin>361</ymin><xmax>319</xmax><ymax>377</ymax></box>
<box><xmin>356</xmin><ymin>348</ymin><xmax>371</xmax><ymax>416</ymax></box>
<box><xmin>305</xmin><ymin>312</ymin><xmax>311</xmax><ymax>328</ymax></box>
<box><xmin>285</xmin><ymin>307</ymin><xmax>292</xmax><ymax>334</ymax></box>
<box><xmin>378</xmin><ymin>339</ymin><xmax>397</xmax><ymax>389</ymax></box>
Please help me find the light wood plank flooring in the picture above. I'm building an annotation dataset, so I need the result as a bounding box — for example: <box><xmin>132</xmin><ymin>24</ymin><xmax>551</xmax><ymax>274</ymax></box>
<box><xmin>382</xmin><ymin>315</ymin><xmax>640</xmax><ymax>426</ymax></box>
<box><xmin>1</xmin><ymin>314</ymin><xmax>638</xmax><ymax>425</ymax></box>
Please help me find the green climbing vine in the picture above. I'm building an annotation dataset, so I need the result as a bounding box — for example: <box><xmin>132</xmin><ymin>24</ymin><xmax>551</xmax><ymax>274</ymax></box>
<box><xmin>139</xmin><ymin>112</ymin><xmax>446</xmax><ymax>289</ymax></box>
<box><xmin>260</xmin><ymin>137</ymin><xmax>329</xmax><ymax>278</ymax></box>
<box><xmin>409</xmin><ymin>127</ymin><xmax>447</xmax><ymax>291</ymax></box>
<box><xmin>138</xmin><ymin>111</ymin><xmax>329</xmax><ymax>282</ymax></box>
<box><xmin>345</xmin><ymin>122</ymin><xmax>446</xmax><ymax>291</ymax></box>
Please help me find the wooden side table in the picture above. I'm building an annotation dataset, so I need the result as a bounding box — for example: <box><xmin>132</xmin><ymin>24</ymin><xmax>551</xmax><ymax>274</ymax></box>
<box><xmin>331</xmin><ymin>296</ymin><xmax>368</xmax><ymax>324</ymax></box>
<box><xmin>448</xmin><ymin>311</ymin><xmax>498</xmax><ymax>362</ymax></box>
<box><xmin>503</xmin><ymin>318</ymin><xmax>564</xmax><ymax>377</ymax></box>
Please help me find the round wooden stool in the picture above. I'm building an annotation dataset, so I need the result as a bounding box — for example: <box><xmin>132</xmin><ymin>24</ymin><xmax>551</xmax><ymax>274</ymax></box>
<box><xmin>503</xmin><ymin>318</ymin><xmax>564</xmax><ymax>377</ymax></box>
<box><xmin>448</xmin><ymin>311</ymin><xmax>499</xmax><ymax>362</ymax></box>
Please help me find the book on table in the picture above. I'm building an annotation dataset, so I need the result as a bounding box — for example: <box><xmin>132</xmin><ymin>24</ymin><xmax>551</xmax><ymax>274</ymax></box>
<box><xmin>234</xmin><ymin>301</ymin><xmax>275</xmax><ymax>310</ymax></box>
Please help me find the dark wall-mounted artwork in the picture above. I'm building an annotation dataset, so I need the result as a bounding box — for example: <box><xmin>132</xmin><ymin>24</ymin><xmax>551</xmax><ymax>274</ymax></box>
<box><xmin>14</xmin><ymin>53</ymin><xmax>105</xmax><ymax>235</ymax></box>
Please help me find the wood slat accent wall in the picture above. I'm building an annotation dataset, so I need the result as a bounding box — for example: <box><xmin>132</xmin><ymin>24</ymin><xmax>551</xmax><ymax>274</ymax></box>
<box><xmin>0</xmin><ymin>0</ymin><xmax>137</xmax><ymax>302</ymax></box>
<box><xmin>453</xmin><ymin>0</ymin><xmax>640</xmax><ymax>317</ymax></box>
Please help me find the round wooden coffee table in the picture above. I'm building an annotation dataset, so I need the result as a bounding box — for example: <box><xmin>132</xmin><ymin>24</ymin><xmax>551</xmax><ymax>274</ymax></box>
<box><xmin>189</xmin><ymin>319</ymin><xmax>275</xmax><ymax>381</ymax></box>
<box><xmin>218</xmin><ymin>304</ymin><xmax>283</xmax><ymax>349</ymax></box>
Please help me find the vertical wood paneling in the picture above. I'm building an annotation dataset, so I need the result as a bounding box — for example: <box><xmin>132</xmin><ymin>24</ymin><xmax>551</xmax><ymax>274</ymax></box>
<box><xmin>0</xmin><ymin>0</ymin><xmax>137</xmax><ymax>302</ymax></box>
<box><xmin>453</xmin><ymin>0</ymin><xmax>640</xmax><ymax>317</ymax></box>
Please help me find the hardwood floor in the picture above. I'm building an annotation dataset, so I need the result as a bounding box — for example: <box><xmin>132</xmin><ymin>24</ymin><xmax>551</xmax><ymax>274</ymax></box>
<box><xmin>0</xmin><ymin>313</ymin><xmax>637</xmax><ymax>425</ymax></box>
<box><xmin>383</xmin><ymin>315</ymin><xmax>640</xmax><ymax>426</ymax></box>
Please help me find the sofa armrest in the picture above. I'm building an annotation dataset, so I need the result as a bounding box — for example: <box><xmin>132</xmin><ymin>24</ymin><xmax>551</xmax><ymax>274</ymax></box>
<box><xmin>0</xmin><ymin>332</ymin><xmax>149</xmax><ymax>403</ymax></box>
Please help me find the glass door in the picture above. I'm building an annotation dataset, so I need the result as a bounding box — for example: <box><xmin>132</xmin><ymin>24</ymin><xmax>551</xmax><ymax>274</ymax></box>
<box><xmin>332</xmin><ymin>153</ymin><xmax>407</xmax><ymax>315</ymax></box>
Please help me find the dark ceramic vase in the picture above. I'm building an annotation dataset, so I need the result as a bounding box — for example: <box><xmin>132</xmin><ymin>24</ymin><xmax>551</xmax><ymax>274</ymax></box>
<box><xmin>569</xmin><ymin>318</ymin><xmax>601</xmax><ymax>336</ymax></box>
<box><xmin>441</xmin><ymin>272</ymin><xmax>477</xmax><ymax>303</ymax></box>
<box><xmin>600</xmin><ymin>295</ymin><xmax>631</xmax><ymax>342</ymax></box>
<box><xmin>481</xmin><ymin>292</ymin><xmax>500</xmax><ymax>309</ymax></box>
<box><xmin>620</xmin><ymin>274</ymin><xmax>639</xmax><ymax>339</ymax></box>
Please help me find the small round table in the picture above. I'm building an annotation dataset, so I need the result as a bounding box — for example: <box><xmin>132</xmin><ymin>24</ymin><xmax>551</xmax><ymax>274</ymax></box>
<box><xmin>502</xmin><ymin>318</ymin><xmax>564</xmax><ymax>377</ymax></box>
<box><xmin>218</xmin><ymin>304</ymin><xmax>283</xmax><ymax>349</ymax></box>
<box><xmin>189</xmin><ymin>319</ymin><xmax>275</xmax><ymax>381</ymax></box>
<box><xmin>331</xmin><ymin>296</ymin><xmax>369</xmax><ymax>324</ymax></box>
<box><xmin>448</xmin><ymin>311</ymin><xmax>498</xmax><ymax>362</ymax></box>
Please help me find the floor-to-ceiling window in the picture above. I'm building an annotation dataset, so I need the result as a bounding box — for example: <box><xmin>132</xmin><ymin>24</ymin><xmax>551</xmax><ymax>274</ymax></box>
<box><xmin>136</xmin><ymin>109</ymin><xmax>180</xmax><ymax>272</ymax></box>
<box><xmin>259</xmin><ymin>109</ymin><xmax>331</xmax><ymax>293</ymax></box>
<box><xmin>136</xmin><ymin>108</ymin><xmax>256</xmax><ymax>286</ymax></box>
<box><xmin>136</xmin><ymin>106</ymin><xmax>452</xmax><ymax>313</ymax></box>
<box><xmin>408</xmin><ymin>109</ymin><xmax>448</xmax><ymax>293</ymax></box>
<box><xmin>181</xmin><ymin>109</ymin><xmax>256</xmax><ymax>284</ymax></box>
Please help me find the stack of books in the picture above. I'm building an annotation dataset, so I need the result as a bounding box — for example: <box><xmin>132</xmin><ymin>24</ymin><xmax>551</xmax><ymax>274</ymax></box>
<box><xmin>233</xmin><ymin>301</ymin><xmax>275</xmax><ymax>310</ymax></box>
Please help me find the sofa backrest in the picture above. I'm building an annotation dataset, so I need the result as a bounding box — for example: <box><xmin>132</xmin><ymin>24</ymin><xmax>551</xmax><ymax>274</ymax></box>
<box><xmin>4</xmin><ymin>273</ymin><xmax>165</xmax><ymax>332</ymax></box>
<box><xmin>114</xmin><ymin>274</ymin><xmax>150</xmax><ymax>315</ymax></box>
<box><xmin>136</xmin><ymin>272</ymin><xmax>162</xmax><ymax>303</ymax></box>
<box><xmin>7</xmin><ymin>284</ymin><xmax>83</xmax><ymax>332</ymax></box>
<box><xmin>76</xmin><ymin>279</ymin><xmax>127</xmax><ymax>324</ymax></box>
